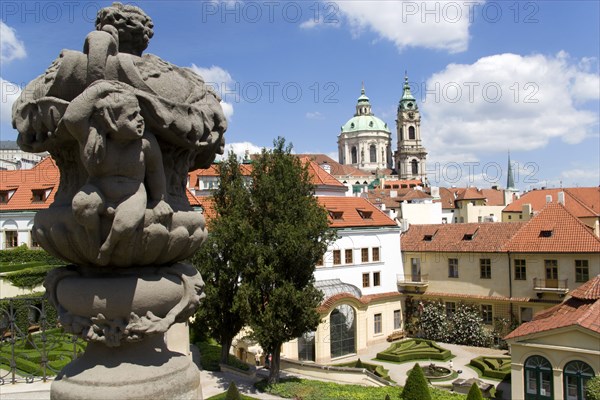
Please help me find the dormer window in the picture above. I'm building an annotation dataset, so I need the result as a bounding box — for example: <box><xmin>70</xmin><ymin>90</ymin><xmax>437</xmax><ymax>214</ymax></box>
<box><xmin>423</xmin><ymin>235</ymin><xmax>433</xmax><ymax>241</ymax></box>
<box><xmin>328</xmin><ymin>210</ymin><xmax>344</xmax><ymax>220</ymax></box>
<box><xmin>463</xmin><ymin>234</ymin><xmax>474</xmax><ymax>241</ymax></box>
<box><xmin>540</xmin><ymin>230</ymin><xmax>553</xmax><ymax>238</ymax></box>
<box><xmin>32</xmin><ymin>189</ymin><xmax>47</xmax><ymax>202</ymax></box>
<box><xmin>0</xmin><ymin>191</ymin><xmax>9</xmax><ymax>204</ymax></box>
<box><xmin>356</xmin><ymin>209</ymin><xmax>372</xmax><ymax>219</ymax></box>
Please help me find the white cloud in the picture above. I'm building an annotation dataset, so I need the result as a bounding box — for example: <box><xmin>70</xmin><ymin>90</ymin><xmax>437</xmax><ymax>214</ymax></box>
<box><xmin>216</xmin><ymin>141</ymin><xmax>264</xmax><ymax>161</ymax></box>
<box><xmin>190</xmin><ymin>64</ymin><xmax>235</xmax><ymax>120</ymax></box>
<box><xmin>0</xmin><ymin>22</ymin><xmax>26</xmax><ymax>63</ymax></box>
<box><xmin>422</xmin><ymin>52</ymin><xmax>599</xmax><ymax>163</ymax></box>
<box><xmin>560</xmin><ymin>168</ymin><xmax>600</xmax><ymax>186</ymax></box>
<box><xmin>0</xmin><ymin>78</ymin><xmax>21</xmax><ymax>125</ymax></box>
<box><xmin>331</xmin><ymin>0</ymin><xmax>484</xmax><ymax>53</ymax></box>
<box><xmin>306</xmin><ymin>111</ymin><xmax>325</xmax><ymax>120</ymax></box>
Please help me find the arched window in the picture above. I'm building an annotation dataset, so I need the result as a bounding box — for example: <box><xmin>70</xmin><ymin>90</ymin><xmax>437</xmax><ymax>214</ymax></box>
<box><xmin>298</xmin><ymin>331</ymin><xmax>316</xmax><ymax>362</ymax></box>
<box><xmin>351</xmin><ymin>147</ymin><xmax>357</xmax><ymax>164</ymax></box>
<box><xmin>399</xmin><ymin>127</ymin><xmax>403</xmax><ymax>141</ymax></box>
<box><xmin>330</xmin><ymin>304</ymin><xmax>356</xmax><ymax>358</ymax></box>
<box><xmin>525</xmin><ymin>355</ymin><xmax>553</xmax><ymax>399</ymax></box>
<box><xmin>369</xmin><ymin>145</ymin><xmax>376</xmax><ymax>163</ymax></box>
<box><xmin>564</xmin><ymin>360</ymin><xmax>594</xmax><ymax>400</ymax></box>
<box><xmin>409</xmin><ymin>126</ymin><xmax>416</xmax><ymax>139</ymax></box>
<box><xmin>411</xmin><ymin>159</ymin><xmax>419</xmax><ymax>175</ymax></box>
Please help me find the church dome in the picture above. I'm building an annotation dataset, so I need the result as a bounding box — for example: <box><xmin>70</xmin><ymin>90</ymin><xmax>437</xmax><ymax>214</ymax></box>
<box><xmin>341</xmin><ymin>86</ymin><xmax>390</xmax><ymax>134</ymax></box>
<box><xmin>341</xmin><ymin>115</ymin><xmax>390</xmax><ymax>133</ymax></box>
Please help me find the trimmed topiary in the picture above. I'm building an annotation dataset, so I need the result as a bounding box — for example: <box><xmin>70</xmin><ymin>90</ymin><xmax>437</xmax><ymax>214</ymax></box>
<box><xmin>225</xmin><ymin>381</ymin><xmax>241</xmax><ymax>400</ymax></box>
<box><xmin>385</xmin><ymin>395</ymin><xmax>391</xmax><ymax>400</ymax></box>
<box><xmin>402</xmin><ymin>363</ymin><xmax>431</xmax><ymax>400</ymax></box>
<box><xmin>466</xmin><ymin>382</ymin><xmax>484</xmax><ymax>400</ymax></box>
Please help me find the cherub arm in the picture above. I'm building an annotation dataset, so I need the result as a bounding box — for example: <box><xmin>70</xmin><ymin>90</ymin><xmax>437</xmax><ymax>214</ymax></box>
<box><xmin>142</xmin><ymin>132</ymin><xmax>172</xmax><ymax>221</ymax></box>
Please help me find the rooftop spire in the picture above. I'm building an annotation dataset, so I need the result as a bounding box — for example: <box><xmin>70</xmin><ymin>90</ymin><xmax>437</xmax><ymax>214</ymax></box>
<box><xmin>399</xmin><ymin>70</ymin><xmax>417</xmax><ymax>110</ymax></box>
<box><xmin>361</xmin><ymin>81</ymin><xmax>365</xmax><ymax>95</ymax></box>
<box><xmin>507</xmin><ymin>151</ymin><xmax>516</xmax><ymax>190</ymax></box>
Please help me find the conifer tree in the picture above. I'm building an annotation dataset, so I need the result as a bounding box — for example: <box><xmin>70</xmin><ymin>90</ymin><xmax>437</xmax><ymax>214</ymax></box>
<box><xmin>193</xmin><ymin>152</ymin><xmax>252</xmax><ymax>364</ymax></box>
<box><xmin>402</xmin><ymin>363</ymin><xmax>431</xmax><ymax>400</ymax></box>
<box><xmin>466</xmin><ymin>382</ymin><xmax>484</xmax><ymax>400</ymax></box>
<box><xmin>225</xmin><ymin>381</ymin><xmax>241</xmax><ymax>400</ymax></box>
<box><xmin>242</xmin><ymin>137</ymin><xmax>337</xmax><ymax>384</ymax></box>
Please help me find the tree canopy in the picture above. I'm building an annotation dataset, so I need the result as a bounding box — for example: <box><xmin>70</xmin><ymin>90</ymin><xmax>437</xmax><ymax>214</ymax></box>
<box><xmin>242</xmin><ymin>137</ymin><xmax>337</xmax><ymax>383</ymax></box>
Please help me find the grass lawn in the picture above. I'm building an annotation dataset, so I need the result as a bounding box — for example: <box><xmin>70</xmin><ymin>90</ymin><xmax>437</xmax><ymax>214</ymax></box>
<box><xmin>255</xmin><ymin>377</ymin><xmax>467</xmax><ymax>400</ymax></box>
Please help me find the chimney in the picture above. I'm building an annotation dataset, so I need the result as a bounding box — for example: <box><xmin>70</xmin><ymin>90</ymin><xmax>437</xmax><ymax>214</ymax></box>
<box><xmin>558</xmin><ymin>191</ymin><xmax>565</xmax><ymax>205</ymax></box>
<box><xmin>431</xmin><ymin>186</ymin><xmax>440</xmax><ymax>200</ymax></box>
<box><xmin>390</xmin><ymin>190</ymin><xmax>398</xmax><ymax>198</ymax></box>
<box><xmin>522</xmin><ymin>203</ymin><xmax>532</xmax><ymax>216</ymax></box>
<box><xmin>545</xmin><ymin>195</ymin><xmax>552</xmax><ymax>203</ymax></box>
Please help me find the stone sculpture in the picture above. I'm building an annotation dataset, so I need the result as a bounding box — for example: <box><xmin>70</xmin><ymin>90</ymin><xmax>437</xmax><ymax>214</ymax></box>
<box><xmin>12</xmin><ymin>3</ymin><xmax>226</xmax><ymax>399</ymax></box>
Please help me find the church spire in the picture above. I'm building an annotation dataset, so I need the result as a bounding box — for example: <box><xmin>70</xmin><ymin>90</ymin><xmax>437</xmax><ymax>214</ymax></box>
<box><xmin>507</xmin><ymin>151</ymin><xmax>516</xmax><ymax>190</ymax></box>
<box><xmin>399</xmin><ymin>71</ymin><xmax>417</xmax><ymax>110</ymax></box>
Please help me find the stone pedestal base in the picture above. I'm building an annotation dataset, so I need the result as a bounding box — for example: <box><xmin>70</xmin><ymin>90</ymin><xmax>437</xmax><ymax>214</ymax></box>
<box><xmin>51</xmin><ymin>336</ymin><xmax>202</xmax><ymax>400</ymax></box>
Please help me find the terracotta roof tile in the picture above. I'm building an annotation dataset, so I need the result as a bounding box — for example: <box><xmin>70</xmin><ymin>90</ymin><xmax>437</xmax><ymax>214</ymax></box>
<box><xmin>318</xmin><ymin>291</ymin><xmax>401</xmax><ymax>312</ymax></box>
<box><xmin>318</xmin><ymin>196</ymin><xmax>398</xmax><ymax>228</ymax></box>
<box><xmin>419</xmin><ymin>292</ymin><xmax>532</xmax><ymax>303</ymax></box>
<box><xmin>298</xmin><ymin>156</ymin><xmax>346</xmax><ymax>188</ymax></box>
<box><xmin>455</xmin><ymin>187</ymin><xmax>487</xmax><ymax>201</ymax></box>
<box><xmin>504</xmin><ymin>187</ymin><xmax>600</xmax><ymax>217</ymax></box>
<box><xmin>570</xmin><ymin>274</ymin><xmax>600</xmax><ymax>300</ymax></box>
<box><xmin>504</xmin><ymin>296</ymin><xmax>600</xmax><ymax>339</ymax></box>
<box><xmin>0</xmin><ymin>157</ymin><xmax>59</xmax><ymax>211</ymax></box>
<box><xmin>502</xmin><ymin>203</ymin><xmax>600</xmax><ymax>253</ymax></box>
<box><xmin>196</xmin><ymin>196</ymin><xmax>216</xmax><ymax>222</ymax></box>
<box><xmin>299</xmin><ymin>154</ymin><xmax>374</xmax><ymax>178</ymax></box>
<box><xmin>401</xmin><ymin>222</ymin><xmax>524</xmax><ymax>253</ymax></box>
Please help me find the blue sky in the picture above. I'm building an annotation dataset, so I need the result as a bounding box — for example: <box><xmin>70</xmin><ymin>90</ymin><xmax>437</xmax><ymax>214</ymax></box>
<box><xmin>1</xmin><ymin>0</ymin><xmax>599</xmax><ymax>189</ymax></box>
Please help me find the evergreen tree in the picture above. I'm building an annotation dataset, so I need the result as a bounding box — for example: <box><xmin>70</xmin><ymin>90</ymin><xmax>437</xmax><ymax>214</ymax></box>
<box><xmin>224</xmin><ymin>381</ymin><xmax>241</xmax><ymax>400</ymax></box>
<box><xmin>192</xmin><ymin>152</ymin><xmax>252</xmax><ymax>364</ymax></box>
<box><xmin>242</xmin><ymin>137</ymin><xmax>337</xmax><ymax>384</ymax></box>
<box><xmin>402</xmin><ymin>363</ymin><xmax>431</xmax><ymax>400</ymax></box>
<box><xmin>466</xmin><ymin>382</ymin><xmax>484</xmax><ymax>400</ymax></box>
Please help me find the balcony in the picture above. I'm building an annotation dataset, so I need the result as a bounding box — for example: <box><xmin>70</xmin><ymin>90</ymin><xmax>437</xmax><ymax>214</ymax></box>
<box><xmin>533</xmin><ymin>278</ymin><xmax>569</xmax><ymax>295</ymax></box>
<box><xmin>397</xmin><ymin>274</ymin><xmax>429</xmax><ymax>288</ymax></box>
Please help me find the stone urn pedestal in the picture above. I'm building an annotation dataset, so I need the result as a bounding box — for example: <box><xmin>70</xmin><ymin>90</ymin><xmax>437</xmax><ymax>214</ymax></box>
<box><xmin>45</xmin><ymin>263</ymin><xmax>204</xmax><ymax>400</ymax></box>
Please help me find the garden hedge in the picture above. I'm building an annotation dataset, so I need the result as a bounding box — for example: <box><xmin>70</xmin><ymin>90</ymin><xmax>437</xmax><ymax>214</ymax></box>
<box><xmin>469</xmin><ymin>356</ymin><xmax>511</xmax><ymax>380</ymax></box>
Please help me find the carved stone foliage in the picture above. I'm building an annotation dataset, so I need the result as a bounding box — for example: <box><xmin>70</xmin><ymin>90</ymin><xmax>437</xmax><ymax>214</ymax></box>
<box><xmin>45</xmin><ymin>263</ymin><xmax>204</xmax><ymax>347</ymax></box>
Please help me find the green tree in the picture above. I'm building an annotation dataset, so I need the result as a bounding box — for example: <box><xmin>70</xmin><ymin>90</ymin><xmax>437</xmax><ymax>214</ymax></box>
<box><xmin>242</xmin><ymin>137</ymin><xmax>337</xmax><ymax>384</ymax></box>
<box><xmin>587</xmin><ymin>376</ymin><xmax>600</xmax><ymax>400</ymax></box>
<box><xmin>192</xmin><ymin>152</ymin><xmax>252</xmax><ymax>364</ymax></box>
<box><xmin>402</xmin><ymin>363</ymin><xmax>431</xmax><ymax>400</ymax></box>
<box><xmin>225</xmin><ymin>381</ymin><xmax>241</xmax><ymax>400</ymax></box>
<box><xmin>466</xmin><ymin>382</ymin><xmax>484</xmax><ymax>400</ymax></box>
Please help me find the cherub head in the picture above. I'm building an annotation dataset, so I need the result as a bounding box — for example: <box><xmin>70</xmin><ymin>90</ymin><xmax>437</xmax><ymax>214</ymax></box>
<box><xmin>94</xmin><ymin>92</ymin><xmax>145</xmax><ymax>141</ymax></box>
<box><xmin>96</xmin><ymin>2</ymin><xmax>154</xmax><ymax>56</ymax></box>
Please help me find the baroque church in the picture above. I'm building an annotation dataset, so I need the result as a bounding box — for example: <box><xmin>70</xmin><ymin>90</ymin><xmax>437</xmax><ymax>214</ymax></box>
<box><xmin>337</xmin><ymin>74</ymin><xmax>428</xmax><ymax>182</ymax></box>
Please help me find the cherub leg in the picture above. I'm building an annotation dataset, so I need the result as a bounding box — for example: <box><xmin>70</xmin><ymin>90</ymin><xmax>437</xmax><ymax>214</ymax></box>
<box><xmin>97</xmin><ymin>184</ymin><xmax>146</xmax><ymax>265</ymax></box>
<box><xmin>72</xmin><ymin>184</ymin><xmax>105</xmax><ymax>257</ymax></box>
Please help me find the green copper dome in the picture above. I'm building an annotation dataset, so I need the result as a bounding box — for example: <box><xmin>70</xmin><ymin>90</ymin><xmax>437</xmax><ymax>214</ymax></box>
<box><xmin>341</xmin><ymin>115</ymin><xmax>390</xmax><ymax>133</ymax></box>
<box><xmin>341</xmin><ymin>85</ymin><xmax>391</xmax><ymax>133</ymax></box>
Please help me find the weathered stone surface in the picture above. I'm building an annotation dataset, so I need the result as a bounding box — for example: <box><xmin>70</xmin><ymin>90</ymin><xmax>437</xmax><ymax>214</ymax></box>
<box><xmin>13</xmin><ymin>2</ymin><xmax>225</xmax><ymax>268</ymax></box>
<box><xmin>12</xmin><ymin>3</ymin><xmax>222</xmax><ymax>399</ymax></box>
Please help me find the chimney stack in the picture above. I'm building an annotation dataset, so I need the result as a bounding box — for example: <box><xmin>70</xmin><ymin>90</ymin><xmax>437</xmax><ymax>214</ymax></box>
<box><xmin>545</xmin><ymin>195</ymin><xmax>552</xmax><ymax>203</ymax></box>
<box><xmin>558</xmin><ymin>191</ymin><xmax>565</xmax><ymax>205</ymax></box>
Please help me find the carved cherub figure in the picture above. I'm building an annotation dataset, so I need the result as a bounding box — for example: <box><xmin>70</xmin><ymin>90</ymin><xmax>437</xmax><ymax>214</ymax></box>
<box><xmin>64</xmin><ymin>81</ymin><xmax>172</xmax><ymax>266</ymax></box>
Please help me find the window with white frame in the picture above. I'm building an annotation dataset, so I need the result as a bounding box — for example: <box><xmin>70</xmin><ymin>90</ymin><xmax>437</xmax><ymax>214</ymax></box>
<box><xmin>448</xmin><ymin>258</ymin><xmax>458</xmax><ymax>278</ymax></box>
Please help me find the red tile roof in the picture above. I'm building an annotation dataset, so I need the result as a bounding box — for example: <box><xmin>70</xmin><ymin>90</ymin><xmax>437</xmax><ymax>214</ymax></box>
<box><xmin>502</xmin><ymin>203</ymin><xmax>600</xmax><ymax>253</ymax></box>
<box><xmin>401</xmin><ymin>222</ymin><xmax>524</xmax><ymax>253</ymax></box>
<box><xmin>318</xmin><ymin>291</ymin><xmax>401</xmax><ymax>312</ymax></box>
<box><xmin>504</xmin><ymin>276</ymin><xmax>600</xmax><ymax>340</ymax></box>
<box><xmin>570</xmin><ymin>274</ymin><xmax>600</xmax><ymax>301</ymax></box>
<box><xmin>298</xmin><ymin>156</ymin><xmax>346</xmax><ymax>189</ymax></box>
<box><xmin>196</xmin><ymin>196</ymin><xmax>217</xmax><ymax>222</ymax></box>
<box><xmin>455</xmin><ymin>187</ymin><xmax>487</xmax><ymax>201</ymax></box>
<box><xmin>318</xmin><ymin>196</ymin><xmax>398</xmax><ymax>228</ymax></box>
<box><xmin>0</xmin><ymin>157</ymin><xmax>59</xmax><ymax>211</ymax></box>
<box><xmin>504</xmin><ymin>187</ymin><xmax>600</xmax><ymax>217</ymax></box>
<box><xmin>299</xmin><ymin>154</ymin><xmax>374</xmax><ymax>178</ymax></box>
<box><xmin>381</xmin><ymin>179</ymin><xmax>424</xmax><ymax>188</ymax></box>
